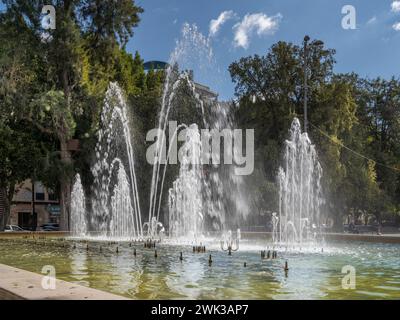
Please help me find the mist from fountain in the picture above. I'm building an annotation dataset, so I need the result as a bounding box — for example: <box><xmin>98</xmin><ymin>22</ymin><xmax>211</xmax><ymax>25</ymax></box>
<box><xmin>275</xmin><ymin>118</ymin><xmax>323</xmax><ymax>245</ymax></box>
<box><xmin>203</xmin><ymin>102</ymin><xmax>250</xmax><ymax>232</ymax></box>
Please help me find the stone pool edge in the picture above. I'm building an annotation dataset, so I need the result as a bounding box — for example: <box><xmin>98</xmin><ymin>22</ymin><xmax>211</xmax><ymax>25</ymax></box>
<box><xmin>0</xmin><ymin>263</ymin><xmax>130</xmax><ymax>300</ymax></box>
<box><xmin>1</xmin><ymin>231</ymin><xmax>400</xmax><ymax>244</ymax></box>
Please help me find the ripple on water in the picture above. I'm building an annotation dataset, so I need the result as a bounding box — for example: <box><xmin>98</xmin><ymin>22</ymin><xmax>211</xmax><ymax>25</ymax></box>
<box><xmin>375</xmin><ymin>285</ymin><xmax>400</xmax><ymax>291</ymax></box>
<box><xmin>1</xmin><ymin>239</ymin><xmax>400</xmax><ymax>299</ymax></box>
<box><xmin>386</xmin><ymin>280</ymin><xmax>400</xmax><ymax>284</ymax></box>
<box><xmin>355</xmin><ymin>290</ymin><xmax>389</xmax><ymax>298</ymax></box>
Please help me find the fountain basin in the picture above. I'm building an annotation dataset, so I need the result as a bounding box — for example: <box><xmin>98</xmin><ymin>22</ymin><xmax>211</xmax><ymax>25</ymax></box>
<box><xmin>0</xmin><ymin>263</ymin><xmax>128</xmax><ymax>300</ymax></box>
<box><xmin>0</xmin><ymin>237</ymin><xmax>399</xmax><ymax>300</ymax></box>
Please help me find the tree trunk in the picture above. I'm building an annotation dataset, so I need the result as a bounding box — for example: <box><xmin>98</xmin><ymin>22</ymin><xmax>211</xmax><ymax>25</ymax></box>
<box><xmin>59</xmin><ymin>54</ymin><xmax>73</xmax><ymax>231</ymax></box>
<box><xmin>59</xmin><ymin>139</ymin><xmax>72</xmax><ymax>231</ymax></box>
<box><xmin>332</xmin><ymin>213</ymin><xmax>342</xmax><ymax>232</ymax></box>
<box><xmin>0</xmin><ymin>186</ymin><xmax>7</xmax><ymax>231</ymax></box>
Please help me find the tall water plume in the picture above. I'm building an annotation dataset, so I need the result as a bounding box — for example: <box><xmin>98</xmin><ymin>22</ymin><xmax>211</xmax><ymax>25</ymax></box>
<box><xmin>70</xmin><ymin>174</ymin><xmax>87</xmax><ymax>237</ymax></box>
<box><xmin>90</xmin><ymin>83</ymin><xmax>142</xmax><ymax>239</ymax></box>
<box><xmin>275</xmin><ymin>118</ymin><xmax>323</xmax><ymax>245</ymax></box>
<box><xmin>70</xmin><ymin>23</ymin><xmax>251</xmax><ymax>240</ymax></box>
<box><xmin>168</xmin><ymin>124</ymin><xmax>204</xmax><ymax>238</ymax></box>
<box><xmin>202</xmin><ymin>102</ymin><xmax>250</xmax><ymax>232</ymax></box>
<box><xmin>147</xmin><ymin>23</ymin><xmax>214</xmax><ymax>237</ymax></box>
<box><xmin>148</xmin><ymin>23</ymin><xmax>250</xmax><ymax>239</ymax></box>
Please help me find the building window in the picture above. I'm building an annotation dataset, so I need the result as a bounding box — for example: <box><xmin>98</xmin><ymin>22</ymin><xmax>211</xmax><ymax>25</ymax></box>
<box><xmin>34</xmin><ymin>182</ymin><xmax>45</xmax><ymax>201</ymax></box>
<box><xmin>35</xmin><ymin>193</ymin><xmax>45</xmax><ymax>201</ymax></box>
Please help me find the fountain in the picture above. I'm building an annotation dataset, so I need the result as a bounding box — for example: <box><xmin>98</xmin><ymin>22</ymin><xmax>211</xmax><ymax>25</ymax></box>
<box><xmin>70</xmin><ymin>83</ymin><xmax>142</xmax><ymax>239</ymax></box>
<box><xmin>275</xmin><ymin>118</ymin><xmax>323</xmax><ymax>245</ymax></box>
<box><xmin>147</xmin><ymin>24</ymin><xmax>250</xmax><ymax>241</ymax></box>
<box><xmin>168</xmin><ymin>124</ymin><xmax>204</xmax><ymax>239</ymax></box>
<box><xmin>109</xmin><ymin>161</ymin><xmax>137</xmax><ymax>239</ymax></box>
<box><xmin>4</xmin><ymin>20</ymin><xmax>400</xmax><ymax>302</ymax></box>
<box><xmin>70</xmin><ymin>174</ymin><xmax>87</xmax><ymax>237</ymax></box>
<box><xmin>146</xmin><ymin>24</ymin><xmax>211</xmax><ymax>237</ymax></box>
<box><xmin>90</xmin><ymin>83</ymin><xmax>142</xmax><ymax>239</ymax></box>
<box><xmin>220</xmin><ymin>230</ymin><xmax>240</xmax><ymax>255</ymax></box>
<box><xmin>143</xmin><ymin>217</ymin><xmax>164</xmax><ymax>239</ymax></box>
<box><xmin>202</xmin><ymin>102</ymin><xmax>250</xmax><ymax>231</ymax></box>
<box><xmin>67</xmin><ymin>23</ymin><xmax>251</xmax><ymax>242</ymax></box>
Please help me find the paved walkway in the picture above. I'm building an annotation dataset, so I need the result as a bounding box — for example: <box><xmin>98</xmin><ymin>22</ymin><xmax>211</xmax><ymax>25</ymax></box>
<box><xmin>0</xmin><ymin>264</ymin><xmax>129</xmax><ymax>300</ymax></box>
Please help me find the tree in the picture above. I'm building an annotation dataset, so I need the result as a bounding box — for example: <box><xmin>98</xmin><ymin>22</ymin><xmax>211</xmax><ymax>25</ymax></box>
<box><xmin>0</xmin><ymin>8</ymin><xmax>47</xmax><ymax>230</ymax></box>
<box><xmin>0</xmin><ymin>0</ymin><xmax>144</xmax><ymax>230</ymax></box>
<box><xmin>228</xmin><ymin>38</ymin><xmax>400</xmax><ymax>228</ymax></box>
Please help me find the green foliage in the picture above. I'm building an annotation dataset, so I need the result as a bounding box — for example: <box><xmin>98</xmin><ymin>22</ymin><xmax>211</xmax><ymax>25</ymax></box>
<box><xmin>79</xmin><ymin>0</ymin><xmax>143</xmax><ymax>46</ymax></box>
<box><xmin>1</xmin><ymin>0</ymin><xmax>399</xmax><ymax>230</ymax></box>
<box><xmin>0</xmin><ymin>0</ymin><xmax>145</xmax><ymax>229</ymax></box>
<box><xmin>230</xmin><ymin>39</ymin><xmax>400</xmax><ymax>227</ymax></box>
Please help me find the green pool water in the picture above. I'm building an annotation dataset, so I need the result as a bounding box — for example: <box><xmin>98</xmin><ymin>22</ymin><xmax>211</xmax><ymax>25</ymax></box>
<box><xmin>0</xmin><ymin>238</ymin><xmax>399</xmax><ymax>300</ymax></box>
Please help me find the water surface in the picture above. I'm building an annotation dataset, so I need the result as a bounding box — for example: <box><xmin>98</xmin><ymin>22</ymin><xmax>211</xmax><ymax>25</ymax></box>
<box><xmin>0</xmin><ymin>238</ymin><xmax>399</xmax><ymax>300</ymax></box>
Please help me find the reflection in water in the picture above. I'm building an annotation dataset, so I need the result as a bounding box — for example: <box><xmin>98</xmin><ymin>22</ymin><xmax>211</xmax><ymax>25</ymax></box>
<box><xmin>165</xmin><ymin>253</ymin><xmax>206</xmax><ymax>299</ymax></box>
<box><xmin>70</xmin><ymin>249</ymin><xmax>89</xmax><ymax>287</ymax></box>
<box><xmin>273</xmin><ymin>253</ymin><xmax>331</xmax><ymax>299</ymax></box>
<box><xmin>0</xmin><ymin>239</ymin><xmax>399</xmax><ymax>300</ymax></box>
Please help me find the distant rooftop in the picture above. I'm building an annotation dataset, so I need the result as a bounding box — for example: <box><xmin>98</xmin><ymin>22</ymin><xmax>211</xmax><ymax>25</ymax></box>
<box><xmin>194</xmin><ymin>82</ymin><xmax>218</xmax><ymax>101</ymax></box>
<box><xmin>143</xmin><ymin>62</ymin><xmax>218</xmax><ymax>100</ymax></box>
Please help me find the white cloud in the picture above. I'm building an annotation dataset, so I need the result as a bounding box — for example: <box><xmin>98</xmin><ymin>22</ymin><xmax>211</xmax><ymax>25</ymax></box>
<box><xmin>209</xmin><ymin>10</ymin><xmax>235</xmax><ymax>37</ymax></box>
<box><xmin>392</xmin><ymin>1</ymin><xmax>400</xmax><ymax>12</ymax></box>
<box><xmin>393</xmin><ymin>22</ymin><xmax>400</xmax><ymax>31</ymax></box>
<box><xmin>233</xmin><ymin>13</ymin><xmax>282</xmax><ymax>49</ymax></box>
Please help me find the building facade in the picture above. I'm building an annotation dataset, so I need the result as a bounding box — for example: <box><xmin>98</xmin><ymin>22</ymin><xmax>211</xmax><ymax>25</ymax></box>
<box><xmin>8</xmin><ymin>180</ymin><xmax>60</xmax><ymax>230</ymax></box>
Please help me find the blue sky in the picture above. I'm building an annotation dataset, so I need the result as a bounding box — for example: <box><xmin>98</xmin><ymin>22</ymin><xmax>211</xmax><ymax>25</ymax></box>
<box><xmin>1</xmin><ymin>1</ymin><xmax>399</xmax><ymax>100</ymax></box>
<box><xmin>129</xmin><ymin>0</ymin><xmax>400</xmax><ymax>100</ymax></box>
